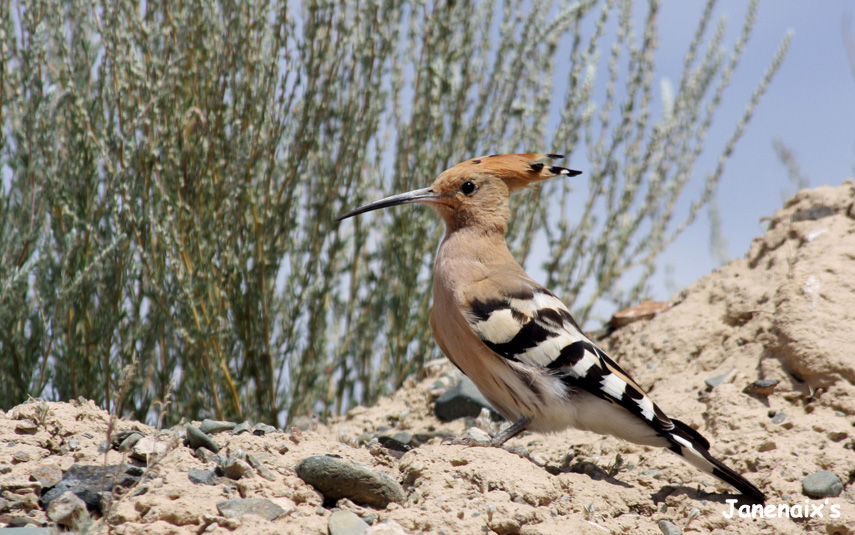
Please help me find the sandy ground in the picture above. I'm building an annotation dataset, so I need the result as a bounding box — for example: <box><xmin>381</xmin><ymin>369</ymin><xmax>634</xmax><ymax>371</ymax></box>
<box><xmin>1</xmin><ymin>181</ymin><xmax>854</xmax><ymax>534</ymax></box>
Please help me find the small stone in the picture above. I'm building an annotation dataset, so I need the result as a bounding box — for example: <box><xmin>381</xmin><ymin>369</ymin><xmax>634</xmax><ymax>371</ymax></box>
<box><xmin>217</xmin><ymin>498</ymin><xmax>285</xmax><ymax>521</ymax></box>
<box><xmin>117</xmin><ymin>433</ymin><xmax>141</xmax><ymax>452</ymax></box>
<box><xmin>704</xmin><ymin>371</ymin><xmax>732</xmax><ymax>390</ymax></box>
<box><xmin>757</xmin><ymin>441</ymin><xmax>777</xmax><ymax>452</ymax></box>
<box><xmin>0</xmin><ymin>464</ymin><xmax>12</xmax><ymax>474</ymax></box>
<box><xmin>232</xmin><ymin>421</ymin><xmax>252</xmax><ymax>435</ymax></box>
<box><xmin>196</xmin><ymin>447</ymin><xmax>220</xmax><ymax>464</ymax></box>
<box><xmin>245</xmin><ymin>454</ymin><xmax>277</xmax><ymax>481</ymax></box>
<box><xmin>199</xmin><ymin>419</ymin><xmax>237</xmax><ymax>434</ymax></box>
<box><xmin>743</xmin><ymin>379</ymin><xmax>778</xmax><ymax>397</ymax></box>
<box><xmin>30</xmin><ymin>463</ymin><xmax>63</xmax><ymax>488</ymax></box>
<box><xmin>253</xmin><ymin>422</ymin><xmax>278</xmax><ymax>435</ymax></box>
<box><xmin>328</xmin><ymin>510</ymin><xmax>369</xmax><ymax>535</ymax></box>
<box><xmin>15</xmin><ymin>420</ymin><xmax>39</xmax><ymax>435</ymax></box>
<box><xmin>434</xmin><ymin>377</ymin><xmax>502</xmax><ymax>422</ymax></box>
<box><xmin>47</xmin><ymin>491</ymin><xmax>88</xmax><ymax>527</ymax></box>
<box><xmin>827</xmin><ymin>431</ymin><xmax>848</xmax><ymax>442</ymax></box>
<box><xmin>295</xmin><ymin>456</ymin><xmax>405</xmax><ymax>508</ymax></box>
<box><xmin>185</xmin><ymin>424</ymin><xmax>220</xmax><ymax>453</ymax></box>
<box><xmin>802</xmin><ymin>470</ymin><xmax>843</xmax><ymax>498</ymax></box>
<box><xmin>221</xmin><ymin>456</ymin><xmax>254</xmax><ymax>480</ymax></box>
<box><xmin>12</xmin><ymin>450</ymin><xmax>31</xmax><ymax>463</ymax></box>
<box><xmin>771</xmin><ymin>412</ymin><xmax>787</xmax><ymax>425</ymax></box>
<box><xmin>189</xmin><ymin>468</ymin><xmax>218</xmax><ymax>486</ymax></box>
<box><xmin>42</xmin><ymin>464</ymin><xmax>140</xmax><ymax>514</ymax></box>
<box><xmin>640</xmin><ymin>469</ymin><xmax>660</xmax><ymax>478</ymax></box>
<box><xmin>392</xmin><ymin>432</ymin><xmax>412</xmax><ymax>445</ymax></box>
<box><xmin>462</xmin><ymin>427</ymin><xmax>491</xmax><ymax>442</ymax></box>
<box><xmin>7</xmin><ymin>517</ymin><xmax>45</xmax><ymax>527</ymax></box>
<box><xmin>130</xmin><ymin>436</ymin><xmax>169</xmax><ymax>462</ymax></box>
<box><xmin>658</xmin><ymin>519</ymin><xmax>682</xmax><ymax>535</ymax></box>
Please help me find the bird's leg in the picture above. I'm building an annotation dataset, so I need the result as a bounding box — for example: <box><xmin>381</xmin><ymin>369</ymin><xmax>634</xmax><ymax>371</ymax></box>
<box><xmin>444</xmin><ymin>417</ymin><xmax>540</xmax><ymax>465</ymax></box>
<box><xmin>489</xmin><ymin>417</ymin><xmax>530</xmax><ymax>446</ymax></box>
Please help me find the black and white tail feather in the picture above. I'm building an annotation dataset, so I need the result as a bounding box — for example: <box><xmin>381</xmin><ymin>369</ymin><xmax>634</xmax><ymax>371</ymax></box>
<box><xmin>464</xmin><ymin>282</ymin><xmax>766</xmax><ymax>503</ymax></box>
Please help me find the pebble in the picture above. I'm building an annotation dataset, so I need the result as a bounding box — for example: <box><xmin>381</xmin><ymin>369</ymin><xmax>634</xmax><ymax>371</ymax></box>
<box><xmin>253</xmin><ymin>423</ymin><xmax>278</xmax><ymax>435</ymax></box>
<box><xmin>195</xmin><ymin>447</ymin><xmax>220</xmax><ymax>464</ymax></box>
<box><xmin>12</xmin><ymin>450</ymin><xmax>31</xmax><ymax>463</ymax></box>
<box><xmin>221</xmin><ymin>455</ymin><xmax>254</xmax><ymax>480</ymax></box>
<box><xmin>434</xmin><ymin>377</ymin><xmax>501</xmax><ymax>422</ymax></box>
<box><xmin>704</xmin><ymin>371</ymin><xmax>732</xmax><ymax>390</ymax></box>
<box><xmin>46</xmin><ymin>491</ymin><xmax>88</xmax><ymax>527</ymax></box>
<box><xmin>658</xmin><ymin>519</ymin><xmax>682</xmax><ymax>535</ymax></box>
<box><xmin>232</xmin><ymin>422</ymin><xmax>252</xmax><ymax>435</ymax></box>
<box><xmin>42</xmin><ymin>464</ymin><xmax>140</xmax><ymax>514</ymax></box>
<box><xmin>14</xmin><ymin>420</ymin><xmax>39</xmax><ymax>435</ymax></box>
<box><xmin>802</xmin><ymin>470</ymin><xmax>843</xmax><ymax>498</ymax></box>
<box><xmin>29</xmin><ymin>463</ymin><xmax>63</xmax><ymax>488</ymax></box>
<box><xmin>328</xmin><ymin>510</ymin><xmax>369</xmax><ymax>535</ymax></box>
<box><xmin>743</xmin><ymin>379</ymin><xmax>778</xmax><ymax>397</ymax></box>
<box><xmin>130</xmin><ymin>436</ymin><xmax>169</xmax><ymax>462</ymax></box>
<box><xmin>217</xmin><ymin>498</ymin><xmax>285</xmax><ymax>521</ymax></box>
<box><xmin>0</xmin><ymin>464</ymin><xmax>12</xmax><ymax>474</ymax></box>
<box><xmin>757</xmin><ymin>441</ymin><xmax>777</xmax><ymax>452</ymax></box>
<box><xmin>462</xmin><ymin>427</ymin><xmax>491</xmax><ymax>442</ymax></box>
<box><xmin>188</xmin><ymin>468</ymin><xmax>218</xmax><ymax>486</ymax></box>
<box><xmin>295</xmin><ymin>455</ymin><xmax>405</xmax><ymax>508</ymax></box>
<box><xmin>771</xmin><ymin>411</ymin><xmax>787</xmax><ymax>425</ymax></box>
<box><xmin>185</xmin><ymin>424</ymin><xmax>220</xmax><ymax>453</ymax></box>
<box><xmin>199</xmin><ymin>419</ymin><xmax>237</xmax><ymax>434</ymax></box>
<box><xmin>246</xmin><ymin>454</ymin><xmax>277</xmax><ymax>481</ymax></box>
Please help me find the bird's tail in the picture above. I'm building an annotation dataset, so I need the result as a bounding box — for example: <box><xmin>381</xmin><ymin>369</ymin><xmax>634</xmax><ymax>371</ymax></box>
<box><xmin>666</xmin><ymin>418</ymin><xmax>766</xmax><ymax>503</ymax></box>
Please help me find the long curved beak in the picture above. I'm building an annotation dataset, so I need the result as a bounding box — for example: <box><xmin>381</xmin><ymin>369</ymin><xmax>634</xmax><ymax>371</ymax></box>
<box><xmin>336</xmin><ymin>187</ymin><xmax>441</xmax><ymax>222</ymax></box>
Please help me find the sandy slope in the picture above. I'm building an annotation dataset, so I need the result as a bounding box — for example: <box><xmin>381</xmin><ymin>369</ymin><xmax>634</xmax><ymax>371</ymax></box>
<box><xmin>1</xmin><ymin>181</ymin><xmax>854</xmax><ymax>534</ymax></box>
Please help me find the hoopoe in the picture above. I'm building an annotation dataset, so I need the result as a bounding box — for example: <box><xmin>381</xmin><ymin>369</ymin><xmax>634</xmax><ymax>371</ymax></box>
<box><xmin>337</xmin><ymin>153</ymin><xmax>765</xmax><ymax>503</ymax></box>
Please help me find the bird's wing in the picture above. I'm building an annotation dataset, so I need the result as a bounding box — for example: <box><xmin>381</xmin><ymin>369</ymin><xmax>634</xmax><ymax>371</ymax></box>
<box><xmin>462</xmin><ymin>275</ymin><xmax>675</xmax><ymax>433</ymax></box>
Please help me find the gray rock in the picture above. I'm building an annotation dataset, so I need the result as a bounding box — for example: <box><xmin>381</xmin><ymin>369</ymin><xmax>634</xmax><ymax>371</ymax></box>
<box><xmin>434</xmin><ymin>377</ymin><xmax>501</xmax><ymax>422</ymax></box>
<box><xmin>704</xmin><ymin>370</ymin><xmax>732</xmax><ymax>390</ymax></box>
<box><xmin>743</xmin><ymin>379</ymin><xmax>778</xmax><ymax>397</ymax></box>
<box><xmin>771</xmin><ymin>411</ymin><xmax>787</xmax><ymax>425</ymax></box>
<box><xmin>47</xmin><ymin>491</ymin><xmax>88</xmax><ymax>527</ymax></box>
<box><xmin>295</xmin><ymin>455</ymin><xmax>405</xmax><ymax>508</ymax></box>
<box><xmin>195</xmin><ymin>446</ymin><xmax>220</xmax><ymax>464</ymax></box>
<box><xmin>200</xmin><ymin>419</ymin><xmax>237</xmax><ymax>434</ymax></box>
<box><xmin>246</xmin><ymin>454</ymin><xmax>277</xmax><ymax>481</ymax></box>
<box><xmin>802</xmin><ymin>470</ymin><xmax>843</xmax><ymax>498</ymax></box>
<box><xmin>252</xmin><ymin>422</ymin><xmax>278</xmax><ymax>435</ymax></box>
<box><xmin>188</xmin><ymin>468</ymin><xmax>218</xmax><ymax>486</ymax></box>
<box><xmin>232</xmin><ymin>421</ymin><xmax>252</xmax><ymax>435</ymax></box>
<box><xmin>41</xmin><ymin>464</ymin><xmax>141</xmax><ymax>514</ymax></box>
<box><xmin>185</xmin><ymin>424</ymin><xmax>220</xmax><ymax>453</ymax></box>
<box><xmin>0</xmin><ymin>464</ymin><xmax>12</xmax><ymax>474</ymax></box>
<box><xmin>15</xmin><ymin>420</ymin><xmax>39</xmax><ymax>435</ymax></box>
<box><xmin>658</xmin><ymin>519</ymin><xmax>682</xmax><ymax>535</ymax></box>
<box><xmin>328</xmin><ymin>510</ymin><xmax>369</xmax><ymax>535</ymax></box>
<box><xmin>29</xmin><ymin>463</ymin><xmax>62</xmax><ymax>488</ymax></box>
<box><xmin>221</xmin><ymin>456</ymin><xmax>254</xmax><ymax>480</ymax></box>
<box><xmin>216</xmin><ymin>498</ymin><xmax>285</xmax><ymax>521</ymax></box>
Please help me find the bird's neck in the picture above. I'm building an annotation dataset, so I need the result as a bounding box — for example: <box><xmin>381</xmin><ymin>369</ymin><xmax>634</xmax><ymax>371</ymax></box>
<box><xmin>434</xmin><ymin>225</ymin><xmax>523</xmax><ymax>291</ymax></box>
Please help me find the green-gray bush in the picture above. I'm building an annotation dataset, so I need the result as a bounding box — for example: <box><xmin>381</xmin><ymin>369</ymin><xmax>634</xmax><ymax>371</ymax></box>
<box><xmin>0</xmin><ymin>0</ymin><xmax>789</xmax><ymax>425</ymax></box>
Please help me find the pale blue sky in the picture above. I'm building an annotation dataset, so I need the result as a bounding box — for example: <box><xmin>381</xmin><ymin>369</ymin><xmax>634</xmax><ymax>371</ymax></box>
<box><xmin>645</xmin><ymin>1</ymin><xmax>854</xmax><ymax>297</ymax></box>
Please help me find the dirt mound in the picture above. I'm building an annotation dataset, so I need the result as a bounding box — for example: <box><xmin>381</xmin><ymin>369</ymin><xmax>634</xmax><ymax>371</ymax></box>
<box><xmin>1</xmin><ymin>181</ymin><xmax>854</xmax><ymax>534</ymax></box>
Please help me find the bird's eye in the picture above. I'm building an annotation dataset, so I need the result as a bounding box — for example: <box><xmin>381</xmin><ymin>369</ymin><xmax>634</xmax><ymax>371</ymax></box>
<box><xmin>461</xmin><ymin>181</ymin><xmax>476</xmax><ymax>195</ymax></box>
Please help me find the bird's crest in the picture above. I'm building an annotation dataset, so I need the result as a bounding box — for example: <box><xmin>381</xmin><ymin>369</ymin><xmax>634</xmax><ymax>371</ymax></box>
<box><xmin>453</xmin><ymin>153</ymin><xmax>581</xmax><ymax>192</ymax></box>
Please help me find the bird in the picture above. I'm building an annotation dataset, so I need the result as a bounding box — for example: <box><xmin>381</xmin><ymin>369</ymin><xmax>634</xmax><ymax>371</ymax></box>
<box><xmin>336</xmin><ymin>153</ymin><xmax>766</xmax><ymax>503</ymax></box>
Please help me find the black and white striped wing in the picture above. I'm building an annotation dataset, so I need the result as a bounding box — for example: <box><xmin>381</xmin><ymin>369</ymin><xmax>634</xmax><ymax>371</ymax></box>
<box><xmin>464</xmin><ymin>284</ymin><xmax>674</xmax><ymax>434</ymax></box>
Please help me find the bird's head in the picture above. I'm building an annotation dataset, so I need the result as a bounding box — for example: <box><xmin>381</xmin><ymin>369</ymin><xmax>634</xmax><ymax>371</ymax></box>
<box><xmin>337</xmin><ymin>154</ymin><xmax>581</xmax><ymax>234</ymax></box>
